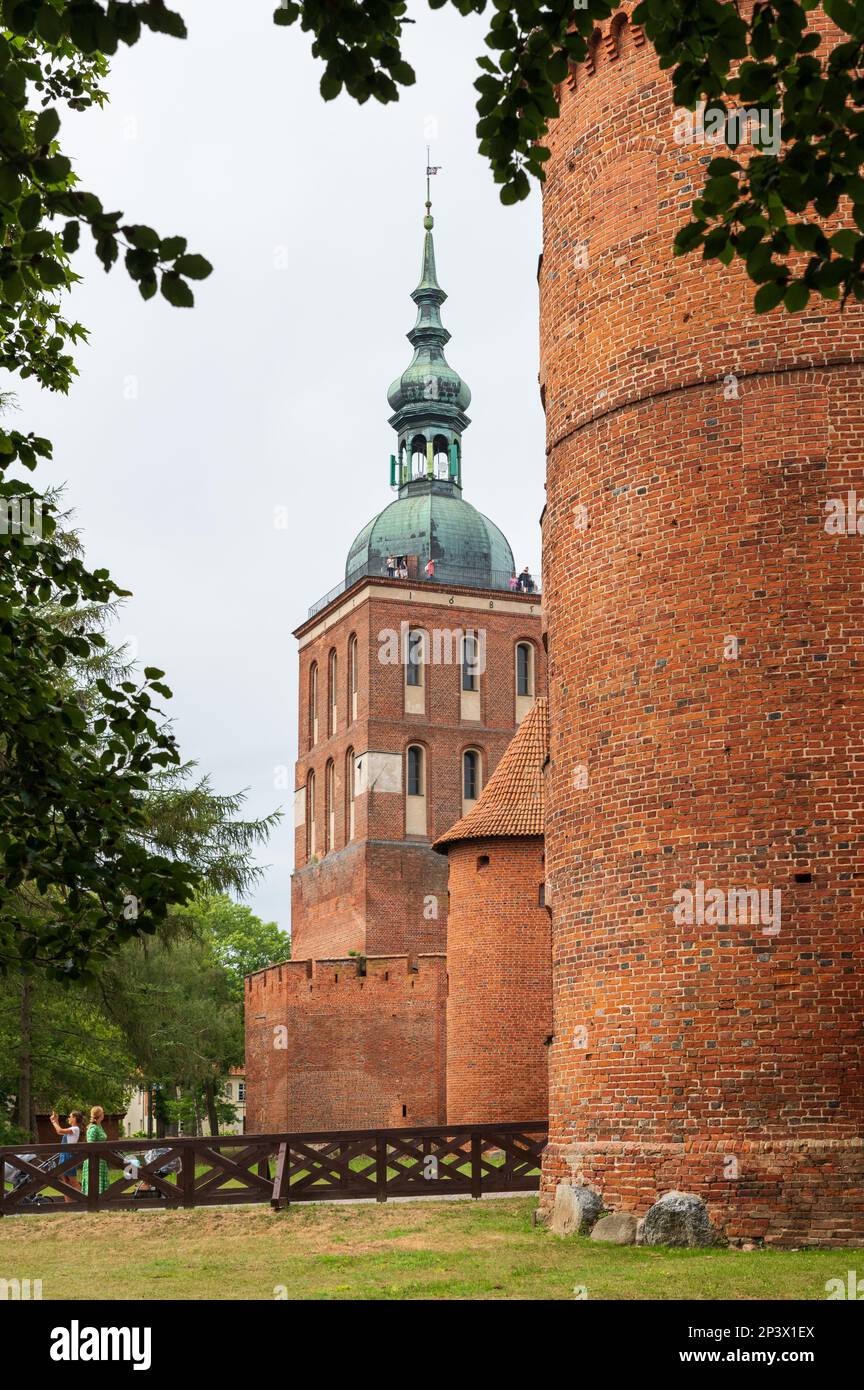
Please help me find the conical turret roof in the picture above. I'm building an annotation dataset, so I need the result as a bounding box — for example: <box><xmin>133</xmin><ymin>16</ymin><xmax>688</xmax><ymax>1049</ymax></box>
<box><xmin>434</xmin><ymin>698</ymin><xmax>548</xmax><ymax>849</ymax></box>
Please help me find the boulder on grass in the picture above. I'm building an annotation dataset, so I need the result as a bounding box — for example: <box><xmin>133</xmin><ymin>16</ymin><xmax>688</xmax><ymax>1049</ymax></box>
<box><xmin>551</xmin><ymin>1182</ymin><xmax>602</xmax><ymax>1237</ymax></box>
<box><xmin>590</xmin><ymin>1212</ymin><xmax>638</xmax><ymax>1245</ymax></box>
<box><xmin>640</xmin><ymin>1191</ymin><xmax>717</xmax><ymax>1248</ymax></box>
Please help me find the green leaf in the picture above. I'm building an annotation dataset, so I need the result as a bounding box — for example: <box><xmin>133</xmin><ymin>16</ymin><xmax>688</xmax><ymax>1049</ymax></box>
<box><xmin>33</xmin><ymin>107</ymin><xmax>60</xmax><ymax>145</ymax></box>
<box><xmin>174</xmin><ymin>253</ymin><xmax>212</xmax><ymax>280</ymax></box>
<box><xmin>783</xmin><ymin>281</ymin><xmax>810</xmax><ymax>312</ymax></box>
<box><xmin>320</xmin><ymin>73</ymin><xmax>342</xmax><ymax>101</ymax></box>
<box><xmin>18</xmin><ymin>191</ymin><xmax>41</xmax><ymax>229</ymax></box>
<box><xmin>160</xmin><ymin>271</ymin><xmax>194</xmax><ymax>307</ymax></box>
<box><xmin>753</xmin><ymin>281</ymin><xmax>785</xmax><ymax>314</ymax></box>
<box><xmin>62</xmin><ymin>219</ymin><xmax>80</xmax><ymax>252</ymax></box>
<box><xmin>830</xmin><ymin>229</ymin><xmax>860</xmax><ymax>259</ymax></box>
<box><xmin>0</xmin><ymin>164</ymin><xmax>21</xmax><ymax>202</ymax></box>
<box><xmin>35</xmin><ymin>4</ymin><xmax>63</xmax><ymax>43</ymax></box>
<box><xmin>125</xmin><ymin>224</ymin><xmax>160</xmax><ymax>251</ymax></box>
<box><xmin>159</xmin><ymin>235</ymin><xmax>187</xmax><ymax>259</ymax></box>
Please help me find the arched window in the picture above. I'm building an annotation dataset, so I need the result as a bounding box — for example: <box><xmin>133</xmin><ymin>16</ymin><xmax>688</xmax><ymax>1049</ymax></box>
<box><xmin>328</xmin><ymin>649</ymin><xmax>337</xmax><ymax>736</ymax></box>
<box><xmin>463</xmin><ymin>749</ymin><xmax>481</xmax><ymax>804</ymax></box>
<box><xmin>461</xmin><ymin>632</ymin><xmax>480</xmax><ymax>692</ymax></box>
<box><xmin>407</xmin><ymin>745</ymin><xmax>424</xmax><ymax>797</ymax></box>
<box><xmin>406</xmin><ymin>628</ymin><xmax>425</xmax><ymax>688</ymax></box>
<box><xmin>308</xmin><ymin>662</ymin><xmax>318</xmax><ymax>747</ymax></box>
<box><xmin>348</xmin><ymin>634</ymin><xmax>358</xmax><ymax>722</ymax></box>
<box><xmin>325</xmin><ymin>759</ymin><xmax>335</xmax><ymax>852</ymax></box>
<box><xmin>306</xmin><ymin>770</ymin><xmax>316</xmax><ymax>859</ymax></box>
<box><xmin>411</xmin><ymin>434</ymin><xmax>427</xmax><ymax>478</ymax></box>
<box><xmin>406</xmin><ymin>744</ymin><xmax>427</xmax><ymax>835</ymax></box>
<box><xmin>345</xmin><ymin>747</ymin><xmax>356</xmax><ymax>840</ymax></box>
<box><xmin>433</xmin><ymin>434</ymin><xmax>449</xmax><ymax>478</ymax></box>
<box><xmin>516</xmin><ymin>642</ymin><xmax>534</xmax><ymax>697</ymax></box>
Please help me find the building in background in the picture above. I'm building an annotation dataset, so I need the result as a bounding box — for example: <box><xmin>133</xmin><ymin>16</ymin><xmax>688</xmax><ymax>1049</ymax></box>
<box><xmin>123</xmin><ymin>1068</ymin><xmax>246</xmax><ymax>1137</ymax></box>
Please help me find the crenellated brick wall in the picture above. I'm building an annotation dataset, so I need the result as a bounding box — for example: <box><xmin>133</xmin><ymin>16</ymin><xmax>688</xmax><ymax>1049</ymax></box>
<box><xmin>245</xmin><ymin>953</ymin><xmax>447</xmax><ymax>1133</ymax></box>
<box><xmin>539</xmin><ymin>3</ymin><xmax>864</xmax><ymax>1244</ymax></box>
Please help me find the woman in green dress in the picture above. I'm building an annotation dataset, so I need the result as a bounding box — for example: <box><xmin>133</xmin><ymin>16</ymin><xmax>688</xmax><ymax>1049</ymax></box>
<box><xmin>80</xmin><ymin>1105</ymin><xmax>109</xmax><ymax>1197</ymax></box>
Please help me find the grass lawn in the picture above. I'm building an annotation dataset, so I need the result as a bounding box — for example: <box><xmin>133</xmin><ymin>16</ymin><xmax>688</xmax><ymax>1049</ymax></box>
<box><xmin>0</xmin><ymin>1197</ymin><xmax>853</xmax><ymax>1300</ymax></box>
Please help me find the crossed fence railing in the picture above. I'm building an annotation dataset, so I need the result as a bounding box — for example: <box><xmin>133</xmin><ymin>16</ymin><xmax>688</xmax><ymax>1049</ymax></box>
<box><xmin>0</xmin><ymin>1121</ymin><xmax>548</xmax><ymax>1216</ymax></box>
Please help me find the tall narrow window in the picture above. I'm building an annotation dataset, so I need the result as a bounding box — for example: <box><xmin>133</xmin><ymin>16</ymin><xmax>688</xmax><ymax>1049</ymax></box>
<box><xmin>405</xmin><ymin>628</ymin><xmax>425</xmax><ymax>714</ymax></box>
<box><xmin>346</xmin><ymin>747</ymin><xmax>356</xmax><ymax>840</ymax></box>
<box><xmin>309</xmin><ymin>662</ymin><xmax>319</xmax><ymax>747</ymax></box>
<box><xmin>516</xmin><ymin>642</ymin><xmax>533</xmax><ymax>697</ymax></box>
<box><xmin>306</xmin><ymin>770</ymin><xmax>316</xmax><ymax>859</ymax></box>
<box><xmin>407</xmin><ymin>745</ymin><xmax>424</xmax><ymax>796</ymax></box>
<box><xmin>325</xmin><ymin>759</ymin><xmax>335</xmax><ymax>852</ymax></box>
<box><xmin>515</xmin><ymin>641</ymin><xmax>535</xmax><ymax>723</ymax></box>
<box><xmin>461</xmin><ymin>633</ymin><xmax>479</xmax><ymax>692</ymax></box>
<box><xmin>463</xmin><ymin>749</ymin><xmax>480</xmax><ymax>802</ymax></box>
<box><xmin>328</xmin><ymin>648</ymin><xmax>337</xmax><ymax>736</ymax></box>
<box><xmin>348</xmin><ymin>634</ymin><xmax>358</xmax><ymax>723</ymax></box>
<box><xmin>406</xmin><ymin>628</ymin><xmax>424</xmax><ymax>687</ymax></box>
<box><xmin>406</xmin><ymin>744</ymin><xmax>427</xmax><ymax>835</ymax></box>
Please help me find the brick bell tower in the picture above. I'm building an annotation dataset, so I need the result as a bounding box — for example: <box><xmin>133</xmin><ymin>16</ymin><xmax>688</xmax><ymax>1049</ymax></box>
<box><xmin>290</xmin><ymin>196</ymin><xmax>545</xmax><ymax>967</ymax></box>
<box><xmin>539</xmin><ymin>4</ymin><xmax>864</xmax><ymax>1245</ymax></box>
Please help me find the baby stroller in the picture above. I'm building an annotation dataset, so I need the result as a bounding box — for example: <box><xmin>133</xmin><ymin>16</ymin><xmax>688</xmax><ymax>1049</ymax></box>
<box><xmin>3</xmin><ymin>1151</ymin><xmax>65</xmax><ymax>1207</ymax></box>
<box><xmin>124</xmin><ymin>1146</ymin><xmax>182</xmax><ymax>1198</ymax></box>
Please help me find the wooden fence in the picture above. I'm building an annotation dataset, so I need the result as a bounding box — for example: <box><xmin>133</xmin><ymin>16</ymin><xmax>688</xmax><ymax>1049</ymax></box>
<box><xmin>0</xmin><ymin>1121</ymin><xmax>547</xmax><ymax>1216</ymax></box>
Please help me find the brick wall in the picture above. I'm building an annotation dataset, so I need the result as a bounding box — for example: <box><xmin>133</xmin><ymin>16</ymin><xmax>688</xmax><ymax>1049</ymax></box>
<box><xmin>245</xmin><ymin>954</ymin><xmax>447</xmax><ymax>1132</ymax></box>
<box><xmin>539</xmin><ymin>4</ymin><xmax>864</xmax><ymax>1244</ymax></box>
<box><xmin>445</xmin><ymin>836</ymin><xmax>551</xmax><ymax>1125</ymax></box>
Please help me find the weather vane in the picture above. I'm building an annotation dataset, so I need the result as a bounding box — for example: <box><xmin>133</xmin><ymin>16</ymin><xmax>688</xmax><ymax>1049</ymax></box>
<box><xmin>426</xmin><ymin>145</ymin><xmax>442</xmax><ymax>215</ymax></box>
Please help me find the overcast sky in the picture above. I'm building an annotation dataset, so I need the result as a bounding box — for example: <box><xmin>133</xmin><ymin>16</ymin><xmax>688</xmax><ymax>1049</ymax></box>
<box><xmin>18</xmin><ymin>0</ymin><xmax>545</xmax><ymax>931</ymax></box>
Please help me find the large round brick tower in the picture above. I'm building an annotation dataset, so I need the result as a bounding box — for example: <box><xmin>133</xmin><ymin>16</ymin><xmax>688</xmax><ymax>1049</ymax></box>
<box><xmin>540</xmin><ymin>4</ymin><xmax>864</xmax><ymax>1245</ymax></box>
<box><xmin>436</xmin><ymin>698</ymin><xmax>551</xmax><ymax>1125</ymax></box>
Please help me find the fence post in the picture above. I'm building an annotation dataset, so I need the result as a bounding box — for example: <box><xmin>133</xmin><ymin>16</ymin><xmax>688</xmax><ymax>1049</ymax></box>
<box><xmin>376</xmin><ymin>1133</ymin><xmax>388</xmax><ymax>1203</ymax></box>
<box><xmin>181</xmin><ymin>1146</ymin><xmax>195</xmax><ymax>1208</ymax></box>
<box><xmin>471</xmin><ymin>1133</ymin><xmax>482</xmax><ymax>1200</ymax></box>
<box><xmin>87</xmin><ymin>1150</ymin><xmax>100</xmax><ymax>1210</ymax></box>
<box><xmin>271</xmin><ymin>1142</ymin><xmax>289</xmax><ymax>1211</ymax></box>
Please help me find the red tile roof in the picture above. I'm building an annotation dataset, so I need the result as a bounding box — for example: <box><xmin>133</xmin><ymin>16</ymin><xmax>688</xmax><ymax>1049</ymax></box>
<box><xmin>434</xmin><ymin>698</ymin><xmax>548</xmax><ymax>849</ymax></box>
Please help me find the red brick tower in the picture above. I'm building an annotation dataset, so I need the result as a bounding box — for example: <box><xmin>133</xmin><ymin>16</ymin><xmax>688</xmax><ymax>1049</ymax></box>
<box><xmin>436</xmin><ymin>698</ymin><xmax>551</xmax><ymax>1125</ymax></box>
<box><xmin>291</xmin><ymin>202</ymin><xmax>544</xmax><ymax>966</ymax></box>
<box><xmin>540</xmin><ymin>5</ymin><xmax>864</xmax><ymax>1244</ymax></box>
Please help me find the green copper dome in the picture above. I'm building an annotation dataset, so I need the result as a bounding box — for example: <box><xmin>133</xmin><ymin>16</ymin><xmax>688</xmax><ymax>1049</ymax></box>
<box><xmin>344</xmin><ymin>201</ymin><xmax>515</xmax><ymax>593</ymax></box>
<box><xmin>346</xmin><ymin>478</ymin><xmax>514</xmax><ymax>587</ymax></box>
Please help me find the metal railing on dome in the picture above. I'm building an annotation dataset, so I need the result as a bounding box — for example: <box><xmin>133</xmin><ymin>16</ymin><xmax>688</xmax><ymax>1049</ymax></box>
<box><xmin>306</xmin><ymin>559</ymin><xmax>541</xmax><ymax>620</ymax></box>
